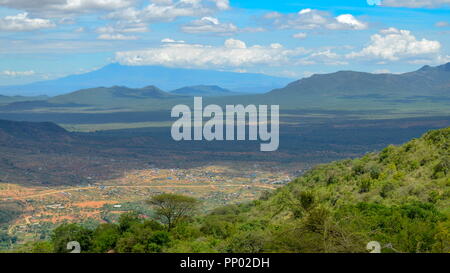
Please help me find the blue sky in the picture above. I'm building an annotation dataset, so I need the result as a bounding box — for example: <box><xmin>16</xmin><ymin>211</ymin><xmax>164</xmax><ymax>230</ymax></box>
<box><xmin>0</xmin><ymin>0</ymin><xmax>449</xmax><ymax>85</ymax></box>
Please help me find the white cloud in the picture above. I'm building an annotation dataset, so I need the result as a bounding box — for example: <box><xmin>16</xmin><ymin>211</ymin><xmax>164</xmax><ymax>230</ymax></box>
<box><xmin>96</xmin><ymin>22</ymin><xmax>148</xmax><ymax>34</ymax></box>
<box><xmin>161</xmin><ymin>38</ymin><xmax>185</xmax><ymax>43</ymax></box>
<box><xmin>97</xmin><ymin>33</ymin><xmax>138</xmax><ymax>40</ymax></box>
<box><xmin>1</xmin><ymin>70</ymin><xmax>35</xmax><ymax>76</ymax></box>
<box><xmin>264</xmin><ymin>9</ymin><xmax>368</xmax><ymax>31</ymax></box>
<box><xmin>333</xmin><ymin>14</ymin><xmax>368</xmax><ymax>30</ymax></box>
<box><xmin>292</xmin><ymin>32</ymin><xmax>307</xmax><ymax>39</ymax></box>
<box><xmin>95</xmin><ymin>21</ymin><xmax>148</xmax><ymax>40</ymax></box>
<box><xmin>106</xmin><ymin>0</ymin><xmax>230</xmax><ymax>24</ymax></box>
<box><xmin>299</xmin><ymin>8</ymin><xmax>313</xmax><ymax>15</ymax></box>
<box><xmin>224</xmin><ymin>38</ymin><xmax>247</xmax><ymax>49</ymax></box>
<box><xmin>0</xmin><ymin>0</ymin><xmax>136</xmax><ymax>17</ymax></box>
<box><xmin>115</xmin><ymin>39</ymin><xmax>309</xmax><ymax>68</ymax></box>
<box><xmin>380</xmin><ymin>0</ymin><xmax>450</xmax><ymax>8</ymax></box>
<box><xmin>347</xmin><ymin>28</ymin><xmax>441</xmax><ymax>61</ymax></box>
<box><xmin>0</xmin><ymin>13</ymin><xmax>55</xmax><ymax>31</ymax></box>
<box><xmin>181</xmin><ymin>16</ymin><xmax>238</xmax><ymax>35</ymax></box>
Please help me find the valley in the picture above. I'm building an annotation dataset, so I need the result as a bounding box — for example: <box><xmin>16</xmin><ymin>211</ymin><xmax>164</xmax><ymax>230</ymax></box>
<box><xmin>0</xmin><ymin>63</ymin><xmax>449</xmax><ymax>252</ymax></box>
<box><xmin>1</xmin><ymin>114</ymin><xmax>448</xmax><ymax>249</ymax></box>
<box><xmin>1</xmin><ymin>163</ymin><xmax>292</xmax><ymax>246</ymax></box>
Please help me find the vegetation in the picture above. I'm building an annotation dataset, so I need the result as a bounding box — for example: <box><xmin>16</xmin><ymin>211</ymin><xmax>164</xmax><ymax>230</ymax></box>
<box><xmin>18</xmin><ymin>127</ymin><xmax>450</xmax><ymax>253</ymax></box>
<box><xmin>147</xmin><ymin>194</ymin><xmax>200</xmax><ymax>231</ymax></box>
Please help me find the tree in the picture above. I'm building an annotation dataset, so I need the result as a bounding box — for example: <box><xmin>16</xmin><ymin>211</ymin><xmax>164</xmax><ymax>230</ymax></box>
<box><xmin>118</xmin><ymin>212</ymin><xmax>141</xmax><ymax>233</ymax></box>
<box><xmin>147</xmin><ymin>194</ymin><xmax>200</xmax><ymax>231</ymax></box>
<box><xmin>51</xmin><ymin>223</ymin><xmax>93</xmax><ymax>253</ymax></box>
<box><xmin>92</xmin><ymin>224</ymin><xmax>120</xmax><ymax>253</ymax></box>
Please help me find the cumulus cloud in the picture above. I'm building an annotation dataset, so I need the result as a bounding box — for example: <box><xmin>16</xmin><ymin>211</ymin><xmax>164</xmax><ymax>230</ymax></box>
<box><xmin>181</xmin><ymin>16</ymin><xmax>238</xmax><ymax>35</ymax></box>
<box><xmin>333</xmin><ymin>14</ymin><xmax>368</xmax><ymax>30</ymax></box>
<box><xmin>0</xmin><ymin>13</ymin><xmax>55</xmax><ymax>31</ymax></box>
<box><xmin>106</xmin><ymin>0</ymin><xmax>230</xmax><ymax>24</ymax></box>
<box><xmin>380</xmin><ymin>0</ymin><xmax>450</xmax><ymax>8</ymax></box>
<box><xmin>347</xmin><ymin>28</ymin><xmax>441</xmax><ymax>61</ymax></box>
<box><xmin>1</xmin><ymin>70</ymin><xmax>35</xmax><ymax>76</ymax></box>
<box><xmin>264</xmin><ymin>8</ymin><xmax>368</xmax><ymax>31</ymax></box>
<box><xmin>115</xmin><ymin>39</ymin><xmax>310</xmax><ymax>68</ymax></box>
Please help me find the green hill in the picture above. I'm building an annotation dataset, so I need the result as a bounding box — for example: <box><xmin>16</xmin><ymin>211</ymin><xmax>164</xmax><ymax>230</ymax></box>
<box><xmin>13</xmin><ymin>128</ymin><xmax>450</xmax><ymax>253</ymax></box>
<box><xmin>42</xmin><ymin>85</ymin><xmax>190</xmax><ymax>110</ymax></box>
<box><xmin>49</xmin><ymin>85</ymin><xmax>175</xmax><ymax>105</ymax></box>
<box><xmin>270</xmin><ymin>62</ymin><xmax>450</xmax><ymax>98</ymax></box>
<box><xmin>251</xmin><ymin>62</ymin><xmax>450</xmax><ymax>112</ymax></box>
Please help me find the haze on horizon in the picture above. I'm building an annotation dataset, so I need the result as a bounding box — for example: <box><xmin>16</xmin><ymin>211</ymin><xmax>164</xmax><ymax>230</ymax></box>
<box><xmin>0</xmin><ymin>0</ymin><xmax>449</xmax><ymax>86</ymax></box>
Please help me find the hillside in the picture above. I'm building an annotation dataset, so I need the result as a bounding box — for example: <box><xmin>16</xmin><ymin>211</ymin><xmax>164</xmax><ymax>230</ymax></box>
<box><xmin>21</xmin><ymin>127</ymin><xmax>450</xmax><ymax>253</ymax></box>
<box><xmin>269</xmin><ymin>62</ymin><xmax>450</xmax><ymax>98</ymax></box>
<box><xmin>0</xmin><ymin>119</ymin><xmax>71</xmax><ymax>143</ymax></box>
<box><xmin>45</xmin><ymin>85</ymin><xmax>184</xmax><ymax>108</ymax></box>
<box><xmin>171</xmin><ymin>85</ymin><xmax>236</xmax><ymax>97</ymax></box>
<box><xmin>229</xmin><ymin>62</ymin><xmax>450</xmax><ymax>112</ymax></box>
<box><xmin>0</xmin><ymin>64</ymin><xmax>292</xmax><ymax>96</ymax></box>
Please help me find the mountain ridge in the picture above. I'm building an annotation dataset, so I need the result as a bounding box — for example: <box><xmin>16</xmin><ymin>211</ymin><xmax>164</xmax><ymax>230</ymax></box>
<box><xmin>270</xmin><ymin>62</ymin><xmax>450</xmax><ymax>98</ymax></box>
<box><xmin>0</xmin><ymin>64</ymin><xmax>292</xmax><ymax>96</ymax></box>
<box><xmin>47</xmin><ymin>85</ymin><xmax>177</xmax><ymax>106</ymax></box>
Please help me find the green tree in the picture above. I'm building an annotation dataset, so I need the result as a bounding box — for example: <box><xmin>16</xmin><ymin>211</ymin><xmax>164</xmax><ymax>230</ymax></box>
<box><xmin>92</xmin><ymin>224</ymin><xmax>120</xmax><ymax>253</ymax></box>
<box><xmin>147</xmin><ymin>194</ymin><xmax>200</xmax><ymax>231</ymax></box>
<box><xmin>51</xmin><ymin>223</ymin><xmax>93</xmax><ymax>253</ymax></box>
<box><xmin>118</xmin><ymin>212</ymin><xmax>141</xmax><ymax>233</ymax></box>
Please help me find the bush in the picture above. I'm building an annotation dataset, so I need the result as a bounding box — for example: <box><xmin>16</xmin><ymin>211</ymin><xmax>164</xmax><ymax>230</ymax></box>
<box><xmin>358</xmin><ymin>178</ymin><xmax>372</xmax><ymax>193</ymax></box>
<box><xmin>380</xmin><ymin>182</ymin><xmax>395</xmax><ymax>198</ymax></box>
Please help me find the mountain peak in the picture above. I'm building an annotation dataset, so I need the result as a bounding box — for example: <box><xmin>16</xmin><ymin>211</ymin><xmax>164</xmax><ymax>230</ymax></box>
<box><xmin>142</xmin><ymin>85</ymin><xmax>162</xmax><ymax>90</ymax></box>
<box><xmin>418</xmin><ymin>62</ymin><xmax>450</xmax><ymax>72</ymax></box>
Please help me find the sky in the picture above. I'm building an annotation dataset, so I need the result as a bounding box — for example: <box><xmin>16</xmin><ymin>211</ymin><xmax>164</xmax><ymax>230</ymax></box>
<box><xmin>0</xmin><ymin>0</ymin><xmax>449</xmax><ymax>85</ymax></box>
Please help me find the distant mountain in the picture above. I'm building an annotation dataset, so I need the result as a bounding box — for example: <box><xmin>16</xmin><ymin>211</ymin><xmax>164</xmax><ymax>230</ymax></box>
<box><xmin>171</xmin><ymin>85</ymin><xmax>236</xmax><ymax>97</ymax></box>
<box><xmin>0</xmin><ymin>64</ymin><xmax>293</xmax><ymax>96</ymax></box>
<box><xmin>1</xmin><ymin>63</ymin><xmax>449</xmax><ymax>114</ymax></box>
<box><xmin>269</xmin><ymin>62</ymin><xmax>450</xmax><ymax>98</ymax></box>
<box><xmin>0</xmin><ymin>95</ymin><xmax>48</xmax><ymax>105</ymax></box>
<box><xmin>48</xmin><ymin>85</ymin><xmax>176</xmax><ymax>106</ymax></box>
